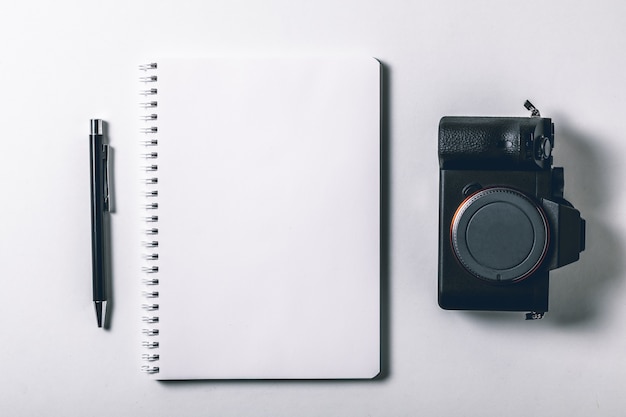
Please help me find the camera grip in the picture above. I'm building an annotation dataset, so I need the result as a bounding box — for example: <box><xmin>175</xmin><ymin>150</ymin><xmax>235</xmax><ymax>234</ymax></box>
<box><xmin>438</xmin><ymin>116</ymin><xmax>552</xmax><ymax>169</ymax></box>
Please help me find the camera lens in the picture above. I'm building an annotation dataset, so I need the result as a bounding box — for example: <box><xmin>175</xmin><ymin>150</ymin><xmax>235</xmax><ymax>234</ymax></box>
<box><xmin>450</xmin><ymin>187</ymin><xmax>549</xmax><ymax>283</ymax></box>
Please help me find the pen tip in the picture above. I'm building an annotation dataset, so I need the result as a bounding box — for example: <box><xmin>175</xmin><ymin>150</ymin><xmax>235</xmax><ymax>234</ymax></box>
<box><xmin>94</xmin><ymin>301</ymin><xmax>106</xmax><ymax>328</ymax></box>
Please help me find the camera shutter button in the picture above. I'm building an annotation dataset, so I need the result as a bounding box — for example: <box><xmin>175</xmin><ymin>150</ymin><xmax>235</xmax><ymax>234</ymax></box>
<box><xmin>537</xmin><ymin>136</ymin><xmax>552</xmax><ymax>160</ymax></box>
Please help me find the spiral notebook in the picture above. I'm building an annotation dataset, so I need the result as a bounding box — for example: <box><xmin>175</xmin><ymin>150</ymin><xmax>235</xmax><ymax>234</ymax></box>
<box><xmin>139</xmin><ymin>57</ymin><xmax>380</xmax><ymax>380</ymax></box>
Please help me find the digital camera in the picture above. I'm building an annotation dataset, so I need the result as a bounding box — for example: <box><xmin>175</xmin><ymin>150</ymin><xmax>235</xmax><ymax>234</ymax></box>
<box><xmin>437</xmin><ymin>102</ymin><xmax>585</xmax><ymax>319</ymax></box>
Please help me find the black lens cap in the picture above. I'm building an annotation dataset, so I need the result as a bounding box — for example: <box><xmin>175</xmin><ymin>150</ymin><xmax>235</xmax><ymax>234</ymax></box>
<box><xmin>451</xmin><ymin>187</ymin><xmax>549</xmax><ymax>283</ymax></box>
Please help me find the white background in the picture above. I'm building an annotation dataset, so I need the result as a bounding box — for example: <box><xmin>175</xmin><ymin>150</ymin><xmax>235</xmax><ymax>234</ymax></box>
<box><xmin>0</xmin><ymin>0</ymin><xmax>625</xmax><ymax>416</ymax></box>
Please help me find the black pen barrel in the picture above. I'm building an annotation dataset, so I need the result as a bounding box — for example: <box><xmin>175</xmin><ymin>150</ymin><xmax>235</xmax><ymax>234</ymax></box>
<box><xmin>89</xmin><ymin>122</ymin><xmax>106</xmax><ymax>303</ymax></box>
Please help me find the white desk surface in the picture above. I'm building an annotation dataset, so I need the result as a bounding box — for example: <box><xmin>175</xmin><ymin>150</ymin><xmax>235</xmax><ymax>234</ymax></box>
<box><xmin>1</xmin><ymin>1</ymin><xmax>625</xmax><ymax>416</ymax></box>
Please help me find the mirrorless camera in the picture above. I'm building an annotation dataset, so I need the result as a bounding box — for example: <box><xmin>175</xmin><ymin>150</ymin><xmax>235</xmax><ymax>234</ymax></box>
<box><xmin>438</xmin><ymin>101</ymin><xmax>585</xmax><ymax>319</ymax></box>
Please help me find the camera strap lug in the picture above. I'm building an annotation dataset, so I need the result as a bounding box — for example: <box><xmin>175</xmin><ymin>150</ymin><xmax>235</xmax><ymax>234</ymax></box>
<box><xmin>525</xmin><ymin>311</ymin><xmax>545</xmax><ymax>320</ymax></box>
<box><xmin>524</xmin><ymin>100</ymin><xmax>541</xmax><ymax>117</ymax></box>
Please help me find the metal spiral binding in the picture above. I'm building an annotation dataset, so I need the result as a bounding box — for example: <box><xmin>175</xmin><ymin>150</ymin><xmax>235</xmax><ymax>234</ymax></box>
<box><xmin>140</xmin><ymin>62</ymin><xmax>160</xmax><ymax>374</ymax></box>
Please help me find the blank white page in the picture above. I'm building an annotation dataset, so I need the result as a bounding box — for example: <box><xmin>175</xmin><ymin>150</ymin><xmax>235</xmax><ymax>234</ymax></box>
<box><xmin>144</xmin><ymin>57</ymin><xmax>380</xmax><ymax>380</ymax></box>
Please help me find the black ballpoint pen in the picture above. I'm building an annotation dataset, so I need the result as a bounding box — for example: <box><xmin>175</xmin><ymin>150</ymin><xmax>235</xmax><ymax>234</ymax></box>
<box><xmin>89</xmin><ymin>119</ymin><xmax>110</xmax><ymax>328</ymax></box>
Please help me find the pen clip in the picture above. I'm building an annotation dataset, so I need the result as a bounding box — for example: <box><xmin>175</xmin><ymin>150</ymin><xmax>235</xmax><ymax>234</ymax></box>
<box><xmin>103</xmin><ymin>144</ymin><xmax>111</xmax><ymax>212</ymax></box>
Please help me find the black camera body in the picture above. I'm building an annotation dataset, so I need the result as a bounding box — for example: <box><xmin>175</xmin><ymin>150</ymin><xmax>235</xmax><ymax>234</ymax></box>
<box><xmin>438</xmin><ymin>107</ymin><xmax>585</xmax><ymax>318</ymax></box>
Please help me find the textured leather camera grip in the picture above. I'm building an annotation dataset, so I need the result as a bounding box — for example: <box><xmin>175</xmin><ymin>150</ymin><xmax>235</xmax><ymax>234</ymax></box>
<box><xmin>438</xmin><ymin>116</ymin><xmax>552</xmax><ymax>169</ymax></box>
